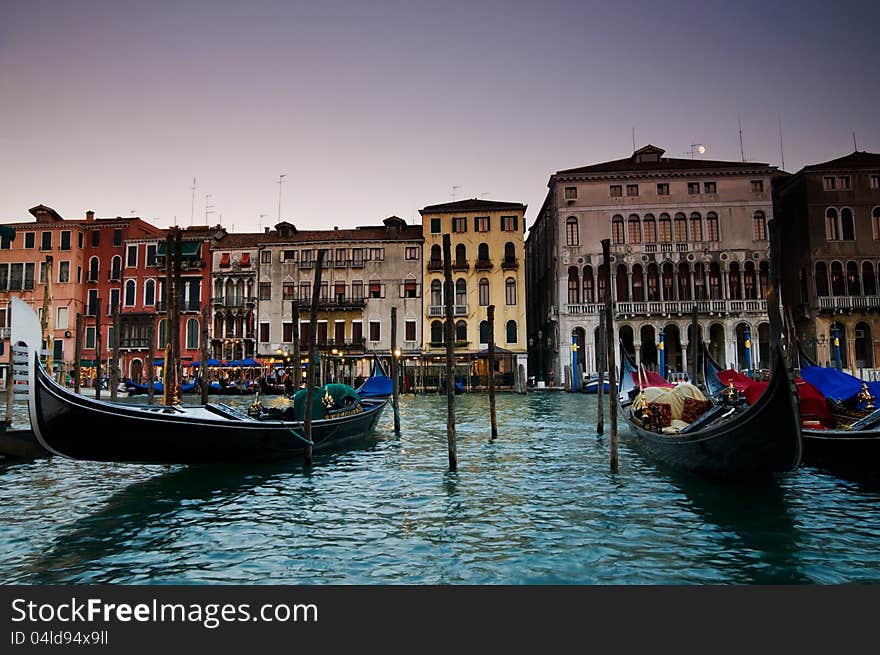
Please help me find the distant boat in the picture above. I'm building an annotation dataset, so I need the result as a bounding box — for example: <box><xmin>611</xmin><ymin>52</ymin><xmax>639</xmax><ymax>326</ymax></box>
<box><xmin>123</xmin><ymin>379</ymin><xmax>199</xmax><ymax>395</ymax></box>
<box><xmin>355</xmin><ymin>353</ymin><xmax>393</xmax><ymax>400</ymax></box>
<box><xmin>583</xmin><ymin>373</ymin><xmax>609</xmax><ymax>394</ymax></box>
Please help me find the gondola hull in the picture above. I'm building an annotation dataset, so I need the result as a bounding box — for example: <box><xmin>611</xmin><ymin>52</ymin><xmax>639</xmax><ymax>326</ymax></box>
<box><xmin>30</xmin><ymin>361</ymin><xmax>386</xmax><ymax>465</ymax></box>
<box><xmin>801</xmin><ymin>429</ymin><xmax>880</xmax><ymax>471</ymax></box>
<box><xmin>621</xmin><ymin>347</ymin><xmax>802</xmax><ymax>478</ymax></box>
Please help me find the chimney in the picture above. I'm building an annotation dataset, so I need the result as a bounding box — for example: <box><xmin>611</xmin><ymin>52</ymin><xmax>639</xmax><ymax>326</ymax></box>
<box><xmin>264</xmin><ymin>227</ymin><xmax>269</xmax><ymax>234</ymax></box>
<box><xmin>86</xmin><ymin>210</ymin><xmax>95</xmax><ymax>222</ymax></box>
<box><xmin>334</xmin><ymin>226</ymin><xmax>339</xmax><ymax>230</ymax></box>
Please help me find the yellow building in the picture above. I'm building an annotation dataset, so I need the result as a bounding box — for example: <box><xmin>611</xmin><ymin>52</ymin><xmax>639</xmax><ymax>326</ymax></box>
<box><xmin>419</xmin><ymin>199</ymin><xmax>528</xmax><ymax>388</ymax></box>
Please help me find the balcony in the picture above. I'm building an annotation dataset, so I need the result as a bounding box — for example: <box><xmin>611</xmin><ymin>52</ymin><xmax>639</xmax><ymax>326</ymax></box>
<box><xmin>427</xmin><ymin>259</ymin><xmax>443</xmax><ymax>271</ymax></box>
<box><xmin>817</xmin><ymin>295</ymin><xmax>880</xmax><ymax>311</ymax></box>
<box><xmin>212</xmin><ymin>297</ymin><xmax>224</xmax><ymax>307</ymax></box>
<box><xmin>334</xmin><ymin>260</ymin><xmax>350</xmax><ymax>269</ymax></box>
<box><xmin>474</xmin><ymin>259</ymin><xmax>493</xmax><ymax>271</ymax></box>
<box><xmin>244</xmin><ymin>296</ymin><xmax>257</xmax><ymax>307</ymax></box>
<box><xmin>350</xmin><ymin>260</ymin><xmax>365</xmax><ymax>269</ymax></box>
<box><xmin>564</xmin><ymin>299</ymin><xmax>768</xmax><ymax>317</ymax></box>
<box><xmin>156</xmin><ymin>300</ymin><xmax>202</xmax><ymax>313</ymax></box>
<box><xmin>299</xmin><ymin>260</ymin><xmax>313</xmax><ymax>269</ymax></box>
<box><xmin>501</xmin><ymin>258</ymin><xmax>519</xmax><ymax>271</ymax></box>
<box><xmin>428</xmin><ymin>304</ymin><xmax>468</xmax><ymax>317</ymax></box>
<box><xmin>320</xmin><ymin>296</ymin><xmax>366</xmax><ymax>310</ymax></box>
<box><xmin>452</xmin><ymin>260</ymin><xmax>469</xmax><ymax>272</ymax></box>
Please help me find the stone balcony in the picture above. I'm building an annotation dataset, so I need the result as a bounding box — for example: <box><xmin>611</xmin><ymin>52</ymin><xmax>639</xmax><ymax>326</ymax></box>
<box><xmin>817</xmin><ymin>295</ymin><xmax>880</xmax><ymax>311</ymax></box>
<box><xmin>564</xmin><ymin>299</ymin><xmax>767</xmax><ymax>317</ymax></box>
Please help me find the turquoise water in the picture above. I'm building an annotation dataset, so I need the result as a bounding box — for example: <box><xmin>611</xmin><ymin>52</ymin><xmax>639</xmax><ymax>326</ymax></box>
<box><xmin>2</xmin><ymin>392</ymin><xmax>880</xmax><ymax>584</ymax></box>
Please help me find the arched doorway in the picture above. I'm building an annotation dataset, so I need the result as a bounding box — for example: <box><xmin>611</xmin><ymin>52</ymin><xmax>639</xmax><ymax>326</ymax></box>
<box><xmin>709</xmin><ymin>323</ymin><xmax>725</xmax><ymax>368</ymax></box>
<box><xmin>855</xmin><ymin>321</ymin><xmax>873</xmax><ymax>368</ymax></box>
<box><xmin>572</xmin><ymin>327</ymin><xmax>587</xmax><ymax>385</ymax></box>
<box><xmin>757</xmin><ymin>323</ymin><xmax>770</xmax><ymax>370</ymax></box>
<box><xmin>662</xmin><ymin>324</ymin><xmax>681</xmax><ymax>374</ymax></box>
<box><xmin>735</xmin><ymin>323</ymin><xmax>752</xmax><ymax>371</ymax></box>
<box><xmin>620</xmin><ymin>325</ymin><xmax>635</xmax><ymax>364</ymax></box>
<box><xmin>130</xmin><ymin>358</ymin><xmax>143</xmax><ymax>383</ymax></box>
<box><xmin>640</xmin><ymin>325</ymin><xmax>657</xmax><ymax>369</ymax></box>
<box><xmin>830</xmin><ymin>321</ymin><xmax>848</xmax><ymax>368</ymax></box>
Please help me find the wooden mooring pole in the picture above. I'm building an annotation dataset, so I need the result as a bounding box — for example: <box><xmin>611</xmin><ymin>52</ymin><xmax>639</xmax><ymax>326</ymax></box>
<box><xmin>291</xmin><ymin>300</ymin><xmax>300</xmax><ymax>391</ymax></box>
<box><xmin>596</xmin><ymin>310</ymin><xmax>605</xmax><ymax>435</ymax></box>
<box><xmin>95</xmin><ymin>296</ymin><xmax>102</xmax><ymax>401</ymax></box>
<box><xmin>391</xmin><ymin>306</ymin><xmax>400</xmax><ymax>434</ymax></box>
<box><xmin>602</xmin><ymin>239</ymin><xmax>618</xmax><ymax>471</ymax></box>
<box><xmin>443</xmin><ymin>234</ymin><xmax>457</xmax><ymax>471</ymax></box>
<box><xmin>110</xmin><ymin>302</ymin><xmax>120</xmax><ymax>401</ymax></box>
<box><xmin>201</xmin><ymin>304</ymin><xmax>210</xmax><ymax>404</ymax></box>
<box><xmin>488</xmin><ymin>304</ymin><xmax>498</xmax><ymax>440</ymax></box>
<box><xmin>146</xmin><ymin>320</ymin><xmax>155</xmax><ymax>405</ymax></box>
<box><xmin>73</xmin><ymin>312</ymin><xmax>83</xmax><ymax>395</ymax></box>
<box><xmin>303</xmin><ymin>249</ymin><xmax>326</xmax><ymax>468</ymax></box>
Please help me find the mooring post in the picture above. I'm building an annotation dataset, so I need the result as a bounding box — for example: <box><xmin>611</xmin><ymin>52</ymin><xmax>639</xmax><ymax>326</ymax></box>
<box><xmin>110</xmin><ymin>302</ymin><xmax>120</xmax><ymax>401</ymax></box>
<box><xmin>488</xmin><ymin>304</ymin><xmax>498</xmax><ymax>439</ymax></box>
<box><xmin>597</xmin><ymin>310</ymin><xmax>605</xmax><ymax>435</ymax></box>
<box><xmin>303</xmin><ymin>249</ymin><xmax>325</xmax><ymax>468</ymax></box>
<box><xmin>443</xmin><ymin>234</ymin><xmax>457</xmax><ymax>471</ymax></box>
<box><xmin>291</xmin><ymin>300</ymin><xmax>300</xmax><ymax>392</ymax></box>
<box><xmin>602</xmin><ymin>239</ymin><xmax>618</xmax><ymax>470</ymax></box>
<box><xmin>146</xmin><ymin>320</ymin><xmax>155</xmax><ymax>405</ymax></box>
<box><xmin>201</xmin><ymin>304</ymin><xmax>210</xmax><ymax>404</ymax></box>
<box><xmin>95</xmin><ymin>296</ymin><xmax>102</xmax><ymax>401</ymax></box>
<box><xmin>73</xmin><ymin>312</ymin><xmax>83</xmax><ymax>395</ymax></box>
<box><xmin>690</xmin><ymin>303</ymin><xmax>699</xmax><ymax>386</ymax></box>
<box><xmin>391</xmin><ymin>305</ymin><xmax>400</xmax><ymax>434</ymax></box>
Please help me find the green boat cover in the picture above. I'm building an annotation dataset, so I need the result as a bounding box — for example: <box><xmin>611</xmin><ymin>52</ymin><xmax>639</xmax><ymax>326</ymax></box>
<box><xmin>291</xmin><ymin>384</ymin><xmax>362</xmax><ymax>420</ymax></box>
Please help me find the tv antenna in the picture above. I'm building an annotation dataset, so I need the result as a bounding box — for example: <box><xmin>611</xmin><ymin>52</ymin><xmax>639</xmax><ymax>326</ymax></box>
<box><xmin>204</xmin><ymin>194</ymin><xmax>215</xmax><ymax>225</ymax></box>
<box><xmin>778</xmin><ymin>114</ymin><xmax>785</xmax><ymax>171</ymax></box>
<box><xmin>738</xmin><ymin>116</ymin><xmax>745</xmax><ymax>162</ymax></box>
<box><xmin>451</xmin><ymin>185</ymin><xmax>461</xmax><ymax>201</ymax></box>
<box><xmin>277</xmin><ymin>174</ymin><xmax>287</xmax><ymax>221</ymax></box>
<box><xmin>689</xmin><ymin>143</ymin><xmax>706</xmax><ymax>158</ymax></box>
<box><xmin>258</xmin><ymin>213</ymin><xmax>268</xmax><ymax>232</ymax></box>
<box><xmin>190</xmin><ymin>177</ymin><xmax>197</xmax><ymax>225</ymax></box>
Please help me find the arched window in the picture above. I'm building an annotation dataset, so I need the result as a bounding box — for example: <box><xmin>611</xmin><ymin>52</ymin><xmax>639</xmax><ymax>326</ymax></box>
<box><xmin>826</xmin><ymin>208</ymin><xmax>839</xmax><ymax>241</ymax></box>
<box><xmin>627</xmin><ymin>214</ymin><xmax>641</xmax><ymax>244</ymax></box>
<box><xmin>124</xmin><ymin>279</ymin><xmax>136</xmax><ymax>306</ymax></box>
<box><xmin>144</xmin><ymin>279</ymin><xmax>155</xmax><ymax>306</ymax></box>
<box><xmin>88</xmin><ymin>256</ymin><xmax>99</xmax><ymax>281</ymax></box>
<box><xmin>706</xmin><ymin>212</ymin><xmax>719</xmax><ymax>241</ymax></box>
<box><xmin>506</xmin><ymin>320</ymin><xmax>518</xmax><ymax>344</ymax></box>
<box><xmin>157</xmin><ymin>318</ymin><xmax>166</xmax><ymax>349</ymax></box>
<box><xmin>632</xmin><ymin>264</ymin><xmax>644</xmax><ymax>302</ymax></box>
<box><xmin>729</xmin><ymin>261</ymin><xmax>741</xmax><ymax>300</ymax></box>
<box><xmin>841</xmin><ymin>208</ymin><xmax>855</xmax><ymax>240</ymax></box>
<box><xmin>694</xmin><ymin>262</ymin><xmax>706</xmax><ymax>300</ymax></box>
<box><xmin>815</xmin><ymin>262</ymin><xmax>829</xmax><ymax>297</ymax></box>
<box><xmin>568</xmin><ymin>266</ymin><xmax>580</xmax><ymax>304</ymax></box>
<box><xmin>504</xmin><ymin>242</ymin><xmax>516</xmax><ymax>264</ymax></box>
<box><xmin>583</xmin><ymin>266</ymin><xmax>594</xmax><ymax>303</ymax></box>
<box><xmin>647</xmin><ymin>263</ymin><xmax>659</xmax><ymax>301</ymax></box>
<box><xmin>478</xmin><ymin>278</ymin><xmax>489</xmax><ymax>306</ymax></box>
<box><xmin>709</xmin><ymin>262</ymin><xmax>722</xmax><ymax>299</ymax></box>
<box><xmin>658</xmin><ymin>214</ymin><xmax>672</xmax><ymax>242</ymax></box>
<box><xmin>863</xmin><ymin>262</ymin><xmax>877</xmax><ymax>296</ymax></box>
<box><xmin>186</xmin><ymin>318</ymin><xmax>200</xmax><ymax>349</ymax></box>
<box><xmin>430</xmin><ymin>279</ymin><xmax>442</xmax><ymax>306</ymax></box>
<box><xmin>455</xmin><ymin>278</ymin><xmax>467</xmax><ymax>306</ymax></box>
<box><xmin>477</xmin><ymin>243</ymin><xmax>489</xmax><ymax>263</ymax></box>
<box><xmin>678</xmin><ymin>262</ymin><xmax>691</xmax><ymax>300</ymax></box>
<box><xmin>616</xmin><ymin>264</ymin><xmax>628</xmax><ymax>301</ymax></box>
<box><xmin>430</xmin><ymin>320</ymin><xmax>443</xmax><ymax>344</ymax></box>
<box><xmin>643</xmin><ymin>214</ymin><xmax>656</xmax><ymax>243</ymax></box>
<box><xmin>830</xmin><ymin>261</ymin><xmax>845</xmax><ymax>296</ymax></box>
<box><xmin>690</xmin><ymin>212</ymin><xmax>703</xmax><ymax>242</ymax></box>
<box><xmin>455</xmin><ymin>243</ymin><xmax>467</xmax><ymax>266</ymax></box>
<box><xmin>612</xmin><ymin>215</ymin><xmax>625</xmax><ymax>244</ymax></box>
<box><xmin>479</xmin><ymin>320</ymin><xmax>489</xmax><ymax>344</ymax></box>
<box><xmin>758</xmin><ymin>261</ymin><xmax>769</xmax><ymax>298</ymax></box>
<box><xmin>566</xmin><ymin>217</ymin><xmax>579</xmax><ymax>246</ymax></box>
<box><xmin>674</xmin><ymin>213</ymin><xmax>687</xmax><ymax>242</ymax></box>
<box><xmin>430</xmin><ymin>244</ymin><xmax>441</xmax><ymax>264</ymax></box>
<box><xmin>846</xmin><ymin>261</ymin><xmax>860</xmax><ymax>296</ymax></box>
<box><xmin>505</xmin><ymin>277</ymin><xmax>517</xmax><ymax>305</ymax></box>
<box><xmin>873</xmin><ymin>207</ymin><xmax>880</xmax><ymax>240</ymax></box>
<box><xmin>455</xmin><ymin>320</ymin><xmax>467</xmax><ymax>342</ymax></box>
<box><xmin>214</xmin><ymin>313</ymin><xmax>223</xmax><ymax>337</ymax></box>
<box><xmin>753</xmin><ymin>211</ymin><xmax>767</xmax><ymax>241</ymax></box>
<box><xmin>111</xmin><ymin>255</ymin><xmax>122</xmax><ymax>280</ymax></box>
<box><xmin>662</xmin><ymin>262</ymin><xmax>674</xmax><ymax>299</ymax></box>
<box><xmin>744</xmin><ymin>261</ymin><xmax>757</xmax><ymax>300</ymax></box>
<box><xmin>597</xmin><ymin>265</ymin><xmax>607</xmax><ymax>302</ymax></box>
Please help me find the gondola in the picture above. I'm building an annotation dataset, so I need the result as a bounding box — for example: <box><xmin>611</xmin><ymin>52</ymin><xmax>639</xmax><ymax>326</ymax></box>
<box><xmin>12</xmin><ymin>297</ymin><xmax>387</xmax><ymax>465</ymax></box>
<box><xmin>584</xmin><ymin>373</ymin><xmax>610</xmax><ymax>394</ymax></box>
<box><xmin>619</xmin><ymin>343</ymin><xmax>802</xmax><ymax>478</ymax></box>
<box><xmin>259</xmin><ymin>376</ymin><xmax>293</xmax><ymax>396</ymax></box>
<box><xmin>354</xmin><ymin>353</ymin><xmax>393</xmax><ymax>400</ymax></box>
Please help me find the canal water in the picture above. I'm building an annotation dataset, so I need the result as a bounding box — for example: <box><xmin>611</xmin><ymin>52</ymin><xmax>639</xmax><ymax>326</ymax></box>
<box><xmin>2</xmin><ymin>391</ymin><xmax>879</xmax><ymax>584</ymax></box>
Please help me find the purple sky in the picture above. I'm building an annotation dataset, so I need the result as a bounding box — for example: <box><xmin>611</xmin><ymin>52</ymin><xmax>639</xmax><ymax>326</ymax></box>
<box><xmin>2</xmin><ymin>0</ymin><xmax>877</xmax><ymax>232</ymax></box>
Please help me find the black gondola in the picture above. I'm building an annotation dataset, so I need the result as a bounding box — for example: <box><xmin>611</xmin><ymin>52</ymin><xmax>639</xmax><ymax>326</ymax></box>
<box><xmin>619</xmin><ymin>344</ymin><xmax>802</xmax><ymax>478</ymax></box>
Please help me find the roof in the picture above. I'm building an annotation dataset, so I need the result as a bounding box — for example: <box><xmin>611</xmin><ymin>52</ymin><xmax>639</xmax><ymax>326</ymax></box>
<box><xmin>419</xmin><ymin>198</ymin><xmax>527</xmax><ymax>214</ymax></box>
<box><xmin>212</xmin><ymin>224</ymin><xmax>423</xmax><ymax>249</ymax></box>
<box><xmin>798</xmin><ymin>151</ymin><xmax>880</xmax><ymax>173</ymax></box>
<box><xmin>555</xmin><ymin>154</ymin><xmax>773</xmax><ymax>176</ymax></box>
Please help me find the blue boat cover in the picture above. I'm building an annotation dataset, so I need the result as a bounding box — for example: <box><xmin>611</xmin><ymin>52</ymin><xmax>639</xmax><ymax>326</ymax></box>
<box><xmin>800</xmin><ymin>365</ymin><xmax>880</xmax><ymax>405</ymax></box>
<box><xmin>356</xmin><ymin>374</ymin><xmax>393</xmax><ymax>398</ymax></box>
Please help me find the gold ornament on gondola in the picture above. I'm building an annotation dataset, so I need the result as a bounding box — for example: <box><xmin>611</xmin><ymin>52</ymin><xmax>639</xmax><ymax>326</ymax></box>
<box><xmin>322</xmin><ymin>388</ymin><xmax>335</xmax><ymax>409</ymax></box>
<box><xmin>724</xmin><ymin>380</ymin><xmax>737</xmax><ymax>404</ymax></box>
<box><xmin>858</xmin><ymin>382</ymin><xmax>875</xmax><ymax>410</ymax></box>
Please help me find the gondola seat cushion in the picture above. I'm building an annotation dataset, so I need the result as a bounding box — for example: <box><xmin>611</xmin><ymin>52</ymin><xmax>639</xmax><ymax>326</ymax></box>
<box><xmin>682</xmin><ymin>398</ymin><xmax>713</xmax><ymax>423</ymax></box>
<box><xmin>646</xmin><ymin>402</ymin><xmax>672</xmax><ymax>428</ymax></box>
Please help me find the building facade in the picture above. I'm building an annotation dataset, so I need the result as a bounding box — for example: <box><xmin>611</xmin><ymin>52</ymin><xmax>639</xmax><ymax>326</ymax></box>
<box><xmin>775</xmin><ymin>151</ymin><xmax>880</xmax><ymax>370</ymax></box>
<box><xmin>527</xmin><ymin>145</ymin><xmax>778</xmax><ymax>387</ymax></box>
<box><xmin>419</xmin><ymin>199</ymin><xmax>528</xmax><ymax>386</ymax></box>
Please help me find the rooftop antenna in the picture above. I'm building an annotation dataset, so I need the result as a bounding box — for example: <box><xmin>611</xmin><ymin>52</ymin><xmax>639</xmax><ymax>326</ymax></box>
<box><xmin>190</xmin><ymin>177</ymin><xmax>197</xmax><ymax>225</ymax></box>
<box><xmin>204</xmin><ymin>194</ymin><xmax>215</xmax><ymax>225</ymax></box>
<box><xmin>853</xmin><ymin>132</ymin><xmax>859</xmax><ymax>151</ymax></box>
<box><xmin>451</xmin><ymin>185</ymin><xmax>461</xmax><ymax>201</ymax></box>
<box><xmin>632</xmin><ymin>127</ymin><xmax>636</xmax><ymax>151</ymax></box>
<box><xmin>258</xmin><ymin>213</ymin><xmax>268</xmax><ymax>232</ymax></box>
<box><xmin>778</xmin><ymin>114</ymin><xmax>785</xmax><ymax>171</ymax></box>
<box><xmin>277</xmin><ymin>174</ymin><xmax>287</xmax><ymax>221</ymax></box>
<box><xmin>738</xmin><ymin>116</ymin><xmax>745</xmax><ymax>163</ymax></box>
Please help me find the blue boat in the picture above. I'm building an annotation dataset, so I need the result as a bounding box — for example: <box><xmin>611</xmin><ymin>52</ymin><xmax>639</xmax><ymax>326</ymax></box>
<box><xmin>355</xmin><ymin>354</ymin><xmax>393</xmax><ymax>399</ymax></box>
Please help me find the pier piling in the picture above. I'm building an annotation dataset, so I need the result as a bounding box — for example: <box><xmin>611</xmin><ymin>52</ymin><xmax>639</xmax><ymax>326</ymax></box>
<box><xmin>488</xmin><ymin>304</ymin><xmax>498</xmax><ymax>439</ymax></box>
<box><xmin>443</xmin><ymin>234</ymin><xmax>457</xmax><ymax>471</ymax></box>
<box><xmin>303</xmin><ymin>249</ymin><xmax>326</xmax><ymax>468</ymax></box>
<box><xmin>597</xmin><ymin>311</ymin><xmax>605</xmax><ymax>435</ymax></box>
<box><xmin>391</xmin><ymin>306</ymin><xmax>400</xmax><ymax>434</ymax></box>
<box><xmin>602</xmin><ymin>239</ymin><xmax>618</xmax><ymax>471</ymax></box>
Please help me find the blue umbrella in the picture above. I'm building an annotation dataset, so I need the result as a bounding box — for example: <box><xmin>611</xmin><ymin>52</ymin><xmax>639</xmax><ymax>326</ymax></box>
<box><xmin>206</xmin><ymin>358</ymin><xmax>222</xmax><ymax>367</ymax></box>
<box><xmin>241</xmin><ymin>357</ymin><xmax>260</xmax><ymax>367</ymax></box>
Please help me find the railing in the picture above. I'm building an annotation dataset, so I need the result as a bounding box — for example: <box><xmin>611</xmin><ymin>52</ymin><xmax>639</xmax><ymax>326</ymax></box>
<box><xmin>321</xmin><ymin>297</ymin><xmax>366</xmax><ymax>309</ymax></box>
<box><xmin>565</xmin><ymin>303</ymin><xmax>603</xmax><ymax>315</ymax></box>
<box><xmin>644</xmin><ymin>244</ymin><xmax>657</xmax><ymax>253</ymax></box>
<box><xmin>156</xmin><ymin>300</ymin><xmax>202</xmax><ymax>312</ymax></box>
<box><xmin>817</xmin><ymin>295</ymin><xmax>880</xmax><ymax>310</ymax></box>
<box><xmin>211</xmin><ymin>297</ymin><xmax>224</xmax><ymax>307</ymax></box>
<box><xmin>474</xmin><ymin>260</ymin><xmax>493</xmax><ymax>271</ymax></box>
<box><xmin>350</xmin><ymin>260</ymin><xmax>364</xmax><ymax>269</ymax></box>
<box><xmin>428</xmin><ymin>305</ymin><xmax>468</xmax><ymax>317</ymax></box>
<box><xmin>299</xmin><ymin>260</ymin><xmax>313</xmax><ymax>269</ymax></box>
<box><xmin>452</xmin><ymin>261</ymin><xmax>469</xmax><ymax>272</ymax></box>
<box><xmin>660</xmin><ymin>243</ymin><xmax>673</xmax><ymax>253</ymax></box>
<box><xmin>501</xmin><ymin>259</ymin><xmax>519</xmax><ymax>270</ymax></box>
<box><xmin>427</xmin><ymin>260</ymin><xmax>443</xmax><ymax>271</ymax></box>
<box><xmin>612</xmin><ymin>299</ymin><xmax>767</xmax><ymax>316</ymax></box>
<box><xmin>675</xmin><ymin>243</ymin><xmax>689</xmax><ymax>252</ymax></box>
<box><xmin>334</xmin><ymin>260</ymin><xmax>349</xmax><ymax>268</ymax></box>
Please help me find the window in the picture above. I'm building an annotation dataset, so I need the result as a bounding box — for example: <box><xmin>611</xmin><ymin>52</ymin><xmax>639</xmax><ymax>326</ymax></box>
<box><xmin>124</xmin><ymin>279</ymin><xmax>136</xmax><ymax>306</ymax></box>
<box><xmin>610</xmin><ymin>185</ymin><xmax>622</xmax><ymax>197</ymax></box>
<box><xmin>453</xmin><ymin>278</ymin><xmax>466</xmax><ymax>308</ymax></box>
<box><xmin>78</xmin><ymin>232</ymin><xmax>83</xmax><ymax>248</ymax></box>
<box><xmin>837</xmin><ymin>176</ymin><xmax>851</xmax><ymax>190</ymax></box>
<box><xmin>706</xmin><ymin>212</ymin><xmax>719</xmax><ymax>241</ymax></box>
<box><xmin>565</xmin><ymin>217</ymin><xmax>579</xmax><ymax>246</ymax></box>
<box><xmin>60</xmin><ymin>231</ymin><xmax>71</xmax><ymax>250</ymax></box>
<box><xmin>57</xmin><ymin>306</ymin><xmax>69</xmax><ymax>330</ymax></box>
<box><xmin>40</xmin><ymin>231</ymin><xmax>51</xmax><ymax>250</ymax></box>
<box><xmin>24</xmin><ymin>263</ymin><xmax>34</xmax><ymax>290</ymax></box>
<box><xmin>455</xmin><ymin>320</ymin><xmax>467</xmax><ymax>342</ymax></box>
<box><xmin>283</xmin><ymin>283</ymin><xmax>295</xmax><ymax>300</ymax></box>
<box><xmin>91</xmin><ymin>230</ymin><xmax>100</xmax><ymax>247</ymax></box>
<box><xmin>351</xmin><ymin>321</ymin><xmax>363</xmax><ymax>343</ymax></box>
<box><xmin>688</xmin><ymin>182</ymin><xmax>700</xmax><ymax>195</ymax></box>
<box><xmin>479</xmin><ymin>278</ymin><xmax>489</xmax><ymax>306</ymax></box>
<box><xmin>643</xmin><ymin>215</ymin><xmax>656</xmax><ymax>243</ymax></box>
<box><xmin>474</xmin><ymin>216</ymin><xmax>490</xmax><ymax>232</ymax></box>
<box><xmin>873</xmin><ymin>208</ymin><xmax>880</xmax><ymax>239</ymax></box>
<box><xmin>453</xmin><ymin>217</ymin><xmax>467</xmax><ymax>233</ymax></box>
<box><xmin>751</xmin><ymin>180</ymin><xmax>764</xmax><ymax>193</ymax></box>
<box><xmin>841</xmin><ymin>208</ymin><xmax>855</xmax><ymax>240</ymax></box>
<box><xmin>477</xmin><ymin>243</ymin><xmax>489</xmax><ymax>264</ymax></box>
<box><xmin>479</xmin><ymin>320</ymin><xmax>489</xmax><ymax>344</ymax></box>
<box><xmin>58</xmin><ymin>261</ymin><xmax>70</xmax><ymax>283</ymax></box>
<box><xmin>24</xmin><ymin>232</ymin><xmax>35</xmax><ymax>249</ymax></box>
<box><xmin>113</xmin><ymin>229</ymin><xmax>122</xmax><ymax>246</ymax></box>
<box><xmin>501</xmin><ymin>215</ymin><xmax>518</xmax><ymax>232</ymax></box>
<box><xmin>368</xmin><ymin>280</ymin><xmax>383</xmax><ymax>298</ymax></box>
<box><xmin>88</xmin><ymin>256</ymin><xmax>99</xmax><ymax>281</ymax></box>
<box><xmin>110</xmin><ymin>256</ymin><xmax>121</xmax><ymax>280</ymax></box>
<box><xmin>405</xmin><ymin>320</ymin><xmax>416</xmax><ymax>342</ymax></box>
<box><xmin>260</xmin><ymin>250</ymin><xmax>272</xmax><ymax>263</ymax></box>
<box><xmin>126</xmin><ymin>245</ymin><xmax>137</xmax><ymax>267</ymax></box>
<box><xmin>259</xmin><ymin>323</ymin><xmax>270</xmax><ymax>342</ymax></box>
<box><xmin>626</xmin><ymin>184</ymin><xmax>639</xmax><ymax>197</ymax></box>
<box><xmin>506</xmin><ymin>320</ymin><xmax>518</xmax><ymax>344</ymax></box>
<box><xmin>871</xmin><ymin>175</ymin><xmax>880</xmax><ymax>190</ymax></box>
<box><xmin>430</xmin><ymin>218</ymin><xmax>441</xmax><ymax>234</ymax></box>
<box><xmin>185</xmin><ymin>319</ymin><xmax>199</xmax><ymax>349</ymax></box>
<box><xmin>753</xmin><ymin>211</ymin><xmax>767</xmax><ymax>241</ymax></box>
<box><xmin>109</xmin><ymin>288</ymin><xmax>120</xmax><ymax>312</ymax></box>
<box><xmin>0</xmin><ymin>264</ymin><xmax>7</xmax><ymax>290</ymax></box>
<box><xmin>334</xmin><ymin>248</ymin><xmax>347</xmax><ymax>263</ymax></box>
<box><xmin>657</xmin><ymin>183</ymin><xmax>669</xmax><ymax>196</ymax></box>
<box><xmin>87</xmin><ymin>290</ymin><xmax>99</xmax><ymax>316</ymax></box>
<box><xmin>430</xmin><ymin>280</ymin><xmax>442</xmax><ymax>307</ymax></box>
<box><xmin>351</xmin><ymin>249</ymin><xmax>364</xmax><ymax>267</ymax></box>
<box><xmin>39</xmin><ymin>260</ymin><xmax>51</xmax><ymax>284</ymax></box>
<box><xmin>564</xmin><ymin>186</ymin><xmax>577</xmax><ymax>200</ymax></box>
<box><xmin>402</xmin><ymin>279</ymin><xmax>418</xmax><ymax>298</ymax></box>
<box><xmin>301</xmin><ymin>250</ymin><xmax>313</xmax><ymax>264</ymax></box>
<box><xmin>405</xmin><ymin>246</ymin><xmax>420</xmax><ymax>260</ymax></box>
<box><xmin>703</xmin><ymin>181</ymin><xmax>716</xmax><ymax>194</ymax></box>
<box><xmin>283</xmin><ymin>322</ymin><xmax>294</xmax><ymax>342</ymax></box>
<box><xmin>430</xmin><ymin>320</ymin><xmax>443</xmax><ymax>345</ymax></box>
<box><xmin>824</xmin><ymin>176</ymin><xmax>837</xmax><ymax>190</ymax></box>
<box><xmin>826</xmin><ymin>208</ymin><xmax>839</xmax><ymax>240</ymax></box>
<box><xmin>612</xmin><ymin>215</ymin><xmax>625</xmax><ymax>244</ymax></box>
<box><xmin>1</xmin><ymin>233</ymin><xmax>11</xmax><ymax>249</ymax></box>
<box><xmin>658</xmin><ymin>214</ymin><xmax>672</xmax><ymax>242</ymax></box>
<box><xmin>690</xmin><ymin>213</ymin><xmax>703</xmax><ymax>242</ymax></box>
<box><xmin>281</xmin><ymin>249</ymin><xmax>296</xmax><ymax>263</ymax></box>
<box><xmin>145</xmin><ymin>279</ymin><xmax>156</xmax><ymax>306</ymax></box>
<box><xmin>568</xmin><ymin>267</ymin><xmax>579</xmax><ymax>304</ymax></box>
<box><xmin>674</xmin><ymin>213</ymin><xmax>687</xmax><ymax>242</ymax></box>
<box><xmin>369</xmin><ymin>248</ymin><xmax>384</xmax><ymax>261</ymax></box>
<box><xmin>369</xmin><ymin>321</ymin><xmax>381</xmax><ymax>342</ymax></box>
<box><xmin>85</xmin><ymin>327</ymin><xmax>96</xmax><ymax>349</ymax></box>
<box><xmin>505</xmin><ymin>277</ymin><xmax>517</xmax><ymax>305</ymax></box>
<box><xmin>627</xmin><ymin>215</ymin><xmax>641</xmax><ymax>243</ymax></box>
<box><xmin>146</xmin><ymin>244</ymin><xmax>157</xmax><ymax>267</ymax></box>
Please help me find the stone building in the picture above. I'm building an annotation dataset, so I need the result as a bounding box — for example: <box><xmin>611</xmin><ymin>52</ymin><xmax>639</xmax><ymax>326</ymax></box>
<box><xmin>775</xmin><ymin>150</ymin><xmax>880</xmax><ymax>369</ymax></box>
<box><xmin>526</xmin><ymin>145</ymin><xmax>778</xmax><ymax>387</ymax></box>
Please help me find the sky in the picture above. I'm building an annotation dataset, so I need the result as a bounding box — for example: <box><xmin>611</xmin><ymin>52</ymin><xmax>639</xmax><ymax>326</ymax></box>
<box><xmin>2</xmin><ymin>0</ymin><xmax>878</xmax><ymax>234</ymax></box>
